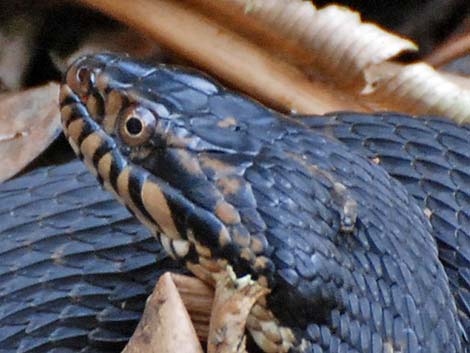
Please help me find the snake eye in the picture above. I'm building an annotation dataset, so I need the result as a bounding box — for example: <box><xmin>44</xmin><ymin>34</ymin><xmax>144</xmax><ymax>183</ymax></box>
<box><xmin>126</xmin><ymin>117</ymin><xmax>143</xmax><ymax>135</ymax></box>
<box><xmin>118</xmin><ymin>106</ymin><xmax>156</xmax><ymax>146</ymax></box>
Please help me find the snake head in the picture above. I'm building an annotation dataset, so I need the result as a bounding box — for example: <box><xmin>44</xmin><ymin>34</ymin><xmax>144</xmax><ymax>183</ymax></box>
<box><xmin>60</xmin><ymin>53</ymin><xmax>275</xmax><ymax>284</ymax></box>
<box><xmin>60</xmin><ymin>53</ymin><xmax>464</xmax><ymax>353</ymax></box>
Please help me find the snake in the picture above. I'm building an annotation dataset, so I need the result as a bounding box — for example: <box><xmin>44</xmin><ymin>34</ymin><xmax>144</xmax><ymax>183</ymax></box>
<box><xmin>1</xmin><ymin>53</ymin><xmax>469</xmax><ymax>353</ymax></box>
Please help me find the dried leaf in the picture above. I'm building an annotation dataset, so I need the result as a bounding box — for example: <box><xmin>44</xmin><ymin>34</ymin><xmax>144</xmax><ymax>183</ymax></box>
<box><xmin>208</xmin><ymin>267</ymin><xmax>269</xmax><ymax>353</ymax></box>
<box><xmin>363</xmin><ymin>62</ymin><xmax>470</xmax><ymax>124</ymax></box>
<box><xmin>227</xmin><ymin>0</ymin><xmax>417</xmax><ymax>89</ymax></box>
<box><xmin>122</xmin><ymin>272</ymin><xmax>204</xmax><ymax>353</ymax></box>
<box><xmin>76</xmin><ymin>0</ymin><xmax>367</xmax><ymax>114</ymax></box>
<box><xmin>0</xmin><ymin>83</ymin><xmax>61</xmax><ymax>183</ymax></box>
<box><xmin>75</xmin><ymin>0</ymin><xmax>470</xmax><ymax>123</ymax></box>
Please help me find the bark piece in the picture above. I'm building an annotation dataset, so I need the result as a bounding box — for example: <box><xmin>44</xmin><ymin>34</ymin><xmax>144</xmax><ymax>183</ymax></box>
<box><xmin>171</xmin><ymin>273</ymin><xmax>214</xmax><ymax>341</ymax></box>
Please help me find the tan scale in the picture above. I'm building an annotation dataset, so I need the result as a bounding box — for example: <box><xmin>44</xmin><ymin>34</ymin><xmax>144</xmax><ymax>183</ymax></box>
<box><xmin>97</xmin><ymin>152</ymin><xmax>113</xmax><ymax>190</ymax></box>
<box><xmin>260</xmin><ymin>320</ymin><xmax>283</xmax><ymax>344</ymax></box>
<box><xmin>59</xmin><ymin>85</ymin><xmax>74</xmax><ymax>106</ymax></box>
<box><xmin>217</xmin><ymin>176</ymin><xmax>242</xmax><ymax>196</ymax></box>
<box><xmin>240</xmin><ymin>247</ymin><xmax>256</xmax><ymax>263</ymax></box>
<box><xmin>160</xmin><ymin>234</ymin><xmax>175</xmax><ymax>258</ymax></box>
<box><xmin>141</xmin><ymin>181</ymin><xmax>181</xmax><ymax>240</ymax></box>
<box><xmin>195</xmin><ymin>242</ymin><xmax>212</xmax><ymax>258</ymax></box>
<box><xmin>80</xmin><ymin>132</ymin><xmax>104</xmax><ymax>177</ymax></box>
<box><xmin>199</xmin><ymin>154</ymin><xmax>241</xmax><ymax>179</ymax></box>
<box><xmin>116</xmin><ymin>167</ymin><xmax>134</xmax><ymax>207</ymax></box>
<box><xmin>103</xmin><ymin>90</ymin><xmax>123</xmax><ymax>134</ymax></box>
<box><xmin>115</xmin><ymin>166</ymin><xmax>160</xmax><ymax>235</ymax></box>
<box><xmin>215</xmin><ymin>200</ymin><xmax>241</xmax><ymax>225</ymax></box>
<box><xmin>95</xmin><ymin>71</ymin><xmax>110</xmax><ymax>94</ymax></box>
<box><xmin>186</xmin><ymin>229</ymin><xmax>213</xmax><ymax>259</ymax></box>
<box><xmin>87</xmin><ymin>95</ymin><xmax>102</xmax><ymax>119</ymax></box>
<box><xmin>251</xmin><ymin>303</ymin><xmax>273</xmax><ymax>321</ymax></box>
<box><xmin>174</xmin><ymin>149</ymin><xmax>205</xmax><ymax>176</ymax></box>
<box><xmin>59</xmin><ymin>105</ymin><xmax>73</xmax><ymax>131</ymax></box>
<box><xmin>80</xmin><ymin>132</ymin><xmax>103</xmax><ymax>163</ymax></box>
<box><xmin>66</xmin><ymin>118</ymin><xmax>85</xmax><ymax>145</ymax></box>
<box><xmin>171</xmin><ymin>238</ymin><xmax>191</xmax><ymax>258</ymax></box>
<box><xmin>247</xmin><ymin>308</ymin><xmax>296</xmax><ymax>353</ymax></box>
<box><xmin>67</xmin><ymin>137</ymin><xmax>81</xmax><ymax>157</ymax></box>
<box><xmin>218</xmin><ymin>227</ymin><xmax>232</xmax><ymax>247</ymax></box>
<box><xmin>250</xmin><ymin>236</ymin><xmax>266</xmax><ymax>254</ymax></box>
<box><xmin>232</xmin><ymin>226</ymin><xmax>251</xmax><ymax>248</ymax></box>
<box><xmin>65</xmin><ymin>66</ymin><xmax>82</xmax><ymax>95</ymax></box>
<box><xmin>199</xmin><ymin>256</ymin><xmax>226</xmax><ymax>273</ymax></box>
<box><xmin>253</xmin><ymin>256</ymin><xmax>271</xmax><ymax>272</ymax></box>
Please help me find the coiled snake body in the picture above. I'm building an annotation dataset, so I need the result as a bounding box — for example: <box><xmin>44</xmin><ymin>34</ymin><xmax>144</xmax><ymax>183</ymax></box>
<box><xmin>1</xmin><ymin>53</ymin><xmax>469</xmax><ymax>353</ymax></box>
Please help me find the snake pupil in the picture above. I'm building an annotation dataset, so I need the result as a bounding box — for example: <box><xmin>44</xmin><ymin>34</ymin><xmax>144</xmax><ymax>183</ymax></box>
<box><xmin>126</xmin><ymin>117</ymin><xmax>143</xmax><ymax>135</ymax></box>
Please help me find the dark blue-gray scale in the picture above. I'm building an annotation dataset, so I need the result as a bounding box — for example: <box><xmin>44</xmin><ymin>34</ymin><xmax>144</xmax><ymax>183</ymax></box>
<box><xmin>244</xmin><ymin>129</ymin><xmax>458</xmax><ymax>352</ymax></box>
<box><xmin>302</xmin><ymin>112</ymin><xmax>470</xmax><ymax>342</ymax></box>
<box><xmin>145</xmin><ymin>79</ymin><xmax>461</xmax><ymax>351</ymax></box>
<box><xmin>0</xmin><ymin>161</ymin><xmax>180</xmax><ymax>353</ymax></box>
<box><xmin>97</xmin><ymin>55</ymin><xmax>465</xmax><ymax>352</ymax></box>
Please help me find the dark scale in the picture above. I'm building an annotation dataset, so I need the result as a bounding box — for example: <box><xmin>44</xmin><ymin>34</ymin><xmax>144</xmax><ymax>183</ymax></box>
<box><xmin>58</xmin><ymin>54</ymin><xmax>464</xmax><ymax>353</ymax></box>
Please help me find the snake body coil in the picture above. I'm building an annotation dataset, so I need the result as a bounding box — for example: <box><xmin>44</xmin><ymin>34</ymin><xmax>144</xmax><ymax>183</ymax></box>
<box><xmin>53</xmin><ymin>53</ymin><xmax>467</xmax><ymax>353</ymax></box>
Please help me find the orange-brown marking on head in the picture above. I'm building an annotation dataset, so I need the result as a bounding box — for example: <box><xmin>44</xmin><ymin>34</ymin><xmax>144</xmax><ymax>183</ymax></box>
<box><xmin>218</xmin><ymin>227</ymin><xmax>232</xmax><ymax>247</ymax></box>
<box><xmin>80</xmin><ymin>132</ymin><xmax>103</xmax><ymax>161</ymax></box>
<box><xmin>250</xmin><ymin>236</ymin><xmax>265</xmax><ymax>254</ymax></box>
<box><xmin>215</xmin><ymin>200</ymin><xmax>241</xmax><ymax>225</ymax></box>
<box><xmin>67</xmin><ymin>118</ymin><xmax>85</xmax><ymax>144</ymax></box>
<box><xmin>232</xmin><ymin>226</ymin><xmax>251</xmax><ymax>248</ymax></box>
<box><xmin>103</xmin><ymin>90</ymin><xmax>123</xmax><ymax>134</ymax></box>
<box><xmin>217</xmin><ymin>176</ymin><xmax>242</xmax><ymax>196</ymax></box>
<box><xmin>86</xmin><ymin>94</ymin><xmax>103</xmax><ymax>119</ymax></box>
<box><xmin>175</xmin><ymin>149</ymin><xmax>204</xmax><ymax>176</ymax></box>
<box><xmin>141</xmin><ymin>181</ymin><xmax>181</xmax><ymax>240</ymax></box>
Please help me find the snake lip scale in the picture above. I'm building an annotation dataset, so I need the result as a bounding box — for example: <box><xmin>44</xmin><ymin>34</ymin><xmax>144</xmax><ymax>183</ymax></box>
<box><xmin>59</xmin><ymin>53</ymin><xmax>464</xmax><ymax>353</ymax></box>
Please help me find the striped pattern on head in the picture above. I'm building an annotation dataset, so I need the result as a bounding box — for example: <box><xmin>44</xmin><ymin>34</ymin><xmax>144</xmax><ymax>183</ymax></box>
<box><xmin>59</xmin><ymin>54</ymin><xmax>272</xmax><ymax>282</ymax></box>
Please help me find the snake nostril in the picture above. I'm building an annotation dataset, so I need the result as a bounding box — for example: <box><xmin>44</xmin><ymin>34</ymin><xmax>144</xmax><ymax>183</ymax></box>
<box><xmin>77</xmin><ymin>67</ymin><xmax>91</xmax><ymax>83</ymax></box>
<box><xmin>75</xmin><ymin>66</ymin><xmax>96</xmax><ymax>96</ymax></box>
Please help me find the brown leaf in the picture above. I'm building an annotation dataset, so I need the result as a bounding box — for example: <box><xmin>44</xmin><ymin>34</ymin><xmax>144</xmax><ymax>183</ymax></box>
<box><xmin>363</xmin><ymin>62</ymin><xmax>470</xmax><ymax>123</ymax></box>
<box><xmin>216</xmin><ymin>0</ymin><xmax>416</xmax><ymax>89</ymax></box>
<box><xmin>75</xmin><ymin>0</ymin><xmax>470</xmax><ymax>123</ymax></box>
<box><xmin>122</xmin><ymin>272</ymin><xmax>204</xmax><ymax>353</ymax></box>
<box><xmin>0</xmin><ymin>83</ymin><xmax>61</xmax><ymax>183</ymax></box>
<box><xmin>76</xmin><ymin>0</ymin><xmax>367</xmax><ymax>114</ymax></box>
<box><xmin>208</xmin><ymin>268</ymin><xmax>270</xmax><ymax>353</ymax></box>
